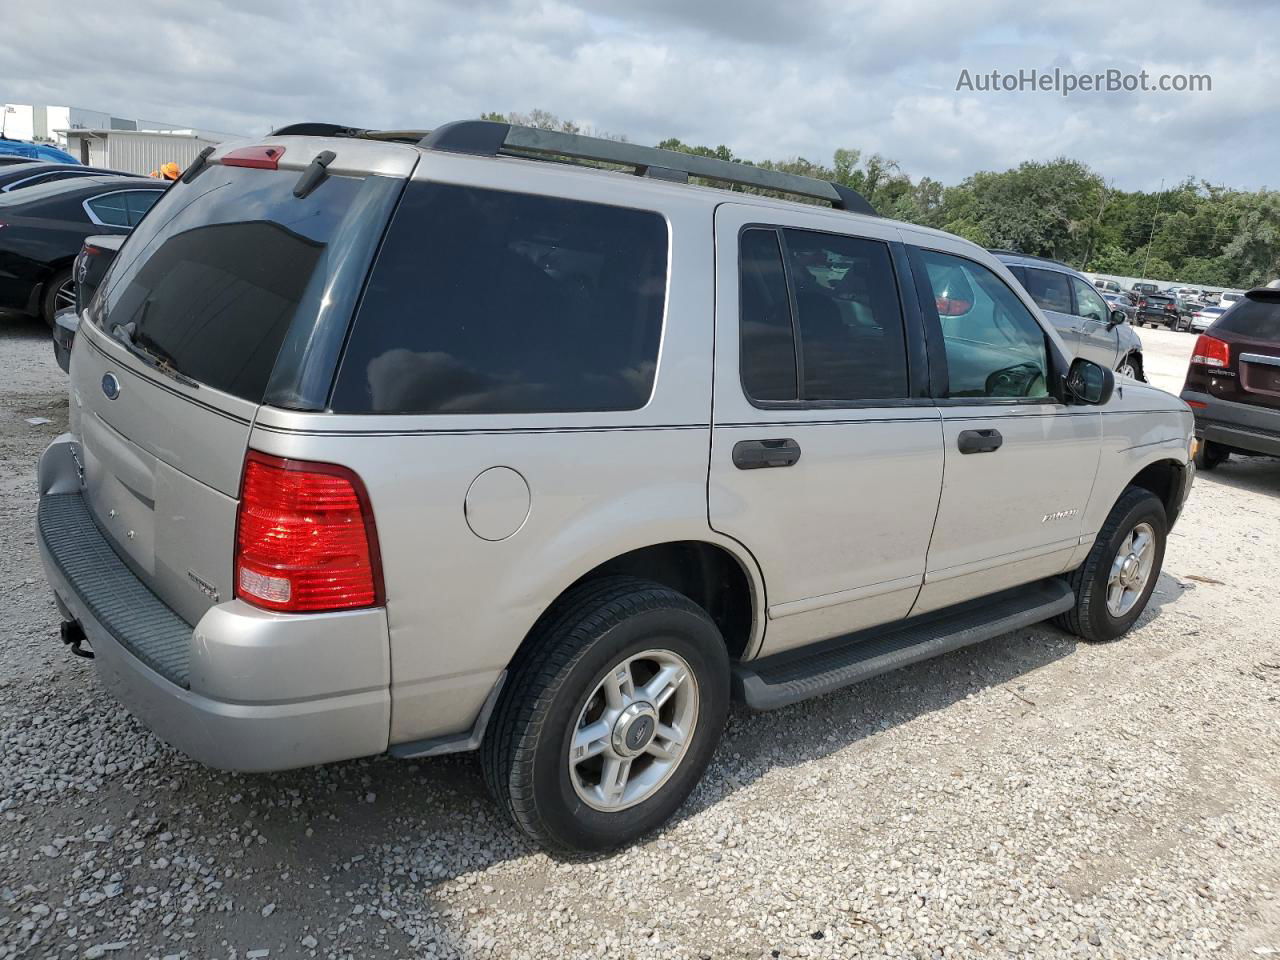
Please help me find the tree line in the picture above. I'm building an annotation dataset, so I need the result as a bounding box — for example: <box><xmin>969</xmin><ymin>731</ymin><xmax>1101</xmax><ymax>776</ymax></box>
<box><xmin>483</xmin><ymin>110</ymin><xmax>1280</xmax><ymax>289</ymax></box>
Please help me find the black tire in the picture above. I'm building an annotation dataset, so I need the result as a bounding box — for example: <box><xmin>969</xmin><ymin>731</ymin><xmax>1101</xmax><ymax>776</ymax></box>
<box><xmin>481</xmin><ymin>576</ymin><xmax>730</xmax><ymax>855</ymax></box>
<box><xmin>1195</xmin><ymin>439</ymin><xmax>1229</xmax><ymax>471</ymax></box>
<box><xmin>1055</xmin><ymin>487</ymin><xmax>1167</xmax><ymax>643</ymax></box>
<box><xmin>1118</xmin><ymin>353</ymin><xmax>1146</xmax><ymax>382</ymax></box>
<box><xmin>41</xmin><ymin>268</ymin><xmax>74</xmax><ymax>328</ymax></box>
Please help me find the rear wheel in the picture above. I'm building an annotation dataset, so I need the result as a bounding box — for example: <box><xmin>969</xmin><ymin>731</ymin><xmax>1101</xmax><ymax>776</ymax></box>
<box><xmin>482</xmin><ymin>577</ymin><xmax>730</xmax><ymax>854</ymax></box>
<box><xmin>41</xmin><ymin>268</ymin><xmax>75</xmax><ymax>328</ymax></box>
<box><xmin>1055</xmin><ymin>487</ymin><xmax>1167</xmax><ymax>643</ymax></box>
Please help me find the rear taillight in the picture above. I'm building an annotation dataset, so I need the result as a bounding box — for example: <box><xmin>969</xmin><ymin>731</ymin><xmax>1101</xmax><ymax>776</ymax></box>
<box><xmin>222</xmin><ymin>145</ymin><xmax>285</xmax><ymax>170</ymax></box>
<box><xmin>235</xmin><ymin>451</ymin><xmax>382</xmax><ymax>613</ymax></box>
<box><xmin>1190</xmin><ymin>334</ymin><xmax>1230</xmax><ymax>369</ymax></box>
<box><xmin>1137</xmin><ymin>298</ymin><xmax>1147</xmax><ymax>308</ymax></box>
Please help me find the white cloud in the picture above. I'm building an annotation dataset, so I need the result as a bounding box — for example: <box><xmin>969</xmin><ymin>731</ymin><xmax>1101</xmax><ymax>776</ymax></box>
<box><xmin>2</xmin><ymin>0</ymin><xmax>1275</xmax><ymax>190</ymax></box>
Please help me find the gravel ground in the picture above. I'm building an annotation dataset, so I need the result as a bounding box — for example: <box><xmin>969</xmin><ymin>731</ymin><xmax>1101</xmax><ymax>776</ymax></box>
<box><xmin>1</xmin><ymin>318</ymin><xmax>1278</xmax><ymax>960</ymax></box>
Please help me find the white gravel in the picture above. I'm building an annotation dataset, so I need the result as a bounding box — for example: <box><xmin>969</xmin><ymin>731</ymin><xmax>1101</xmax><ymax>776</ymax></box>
<box><xmin>1</xmin><ymin>317</ymin><xmax>1278</xmax><ymax>959</ymax></box>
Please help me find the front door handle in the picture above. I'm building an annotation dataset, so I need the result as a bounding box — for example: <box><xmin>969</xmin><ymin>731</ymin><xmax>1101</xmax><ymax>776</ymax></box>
<box><xmin>957</xmin><ymin>428</ymin><xmax>1003</xmax><ymax>454</ymax></box>
<box><xmin>732</xmin><ymin>438</ymin><xmax>801</xmax><ymax>470</ymax></box>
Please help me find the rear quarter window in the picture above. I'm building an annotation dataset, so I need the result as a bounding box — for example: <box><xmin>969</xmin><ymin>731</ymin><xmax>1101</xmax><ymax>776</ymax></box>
<box><xmin>331</xmin><ymin>182</ymin><xmax>669</xmax><ymax>415</ymax></box>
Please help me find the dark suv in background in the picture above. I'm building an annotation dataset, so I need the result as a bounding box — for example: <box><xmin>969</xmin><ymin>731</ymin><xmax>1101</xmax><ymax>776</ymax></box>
<box><xmin>1181</xmin><ymin>287</ymin><xmax>1280</xmax><ymax>468</ymax></box>
<box><xmin>1135</xmin><ymin>292</ymin><xmax>1183</xmax><ymax>329</ymax></box>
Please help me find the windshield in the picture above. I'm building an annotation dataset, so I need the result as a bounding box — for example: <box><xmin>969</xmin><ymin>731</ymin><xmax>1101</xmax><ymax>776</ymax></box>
<box><xmin>95</xmin><ymin>164</ymin><xmax>372</xmax><ymax>403</ymax></box>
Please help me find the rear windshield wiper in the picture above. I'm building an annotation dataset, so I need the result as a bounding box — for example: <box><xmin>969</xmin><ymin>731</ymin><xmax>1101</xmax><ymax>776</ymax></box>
<box><xmin>110</xmin><ymin>318</ymin><xmax>200</xmax><ymax>389</ymax></box>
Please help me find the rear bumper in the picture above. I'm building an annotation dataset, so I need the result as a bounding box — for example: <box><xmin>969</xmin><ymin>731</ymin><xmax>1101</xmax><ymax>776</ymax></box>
<box><xmin>37</xmin><ymin>434</ymin><xmax>391</xmax><ymax>772</ymax></box>
<box><xmin>1182</xmin><ymin>390</ymin><xmax>1280</xmax><ymax>457</ymax></box>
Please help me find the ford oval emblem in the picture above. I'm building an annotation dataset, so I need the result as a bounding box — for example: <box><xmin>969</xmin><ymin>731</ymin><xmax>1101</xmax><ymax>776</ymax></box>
<box><xmin>101</xmin><ymin>373</ymin><xmax>121</xmax><ymax>400</ymax></box>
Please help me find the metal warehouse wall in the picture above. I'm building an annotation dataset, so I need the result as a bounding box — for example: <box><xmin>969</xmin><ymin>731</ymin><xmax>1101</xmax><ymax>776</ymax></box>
<box><xmin>102</xmin><ymin>135</ymin><xmax>219</xmax><ymax>175</ymax></box>
<box><xmin>67</xmin><ymin>134</ymin><xmax>223</xmax><ymax>175</ymax></box>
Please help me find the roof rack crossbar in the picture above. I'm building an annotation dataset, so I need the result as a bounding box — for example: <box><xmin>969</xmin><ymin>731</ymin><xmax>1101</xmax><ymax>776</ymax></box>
<box><xmin>418</xmin><ymin>120</ymin><xmax>878</xmax><ymax>216</ymax></box>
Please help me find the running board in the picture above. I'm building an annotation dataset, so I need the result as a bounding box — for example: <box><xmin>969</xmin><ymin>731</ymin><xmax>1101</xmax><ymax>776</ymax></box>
<box><xmin>732</xmin><ymin>579</ymin><xmax>1074</xmax><ymax>711</ymax></box>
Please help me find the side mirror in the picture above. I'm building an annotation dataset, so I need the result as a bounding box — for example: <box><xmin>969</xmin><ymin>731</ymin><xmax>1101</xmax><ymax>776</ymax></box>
<box><xmin>1107</xmin><ymin>308</ymin><xmax>1126</xmax><ymax>329</ymax></box>
<box><xmin>1066</xmin><ymin>357</ymin><xmax>1115</xmax><ymax>405</ymax></box>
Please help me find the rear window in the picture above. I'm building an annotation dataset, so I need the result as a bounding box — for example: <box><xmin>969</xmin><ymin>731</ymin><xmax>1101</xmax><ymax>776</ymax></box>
<box><xmin>330</xmin><ymin>182</ymin><xmax>669</xmax><ymax>415</ymax></box>
<box><xmin>96</xmin><ymin>165</ymin><xmax>367</xmax><ymax>402</ymax></box>
<box><xmin>1215</xmin><ymin>297</ymin><xmax>1280</xmax><ymax>339</ymax></box>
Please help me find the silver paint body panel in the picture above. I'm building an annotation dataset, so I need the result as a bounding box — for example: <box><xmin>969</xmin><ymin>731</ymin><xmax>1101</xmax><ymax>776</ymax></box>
<box><xmin>38</xmin><ymin>135</ymin><xmax>1194</xmax><ymax>770</ymax></box>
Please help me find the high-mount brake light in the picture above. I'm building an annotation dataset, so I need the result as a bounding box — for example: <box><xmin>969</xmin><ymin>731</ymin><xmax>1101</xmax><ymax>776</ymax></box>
<box><xmin>222</xmin><ymin>145</ymin><xmax>286</xmax><ymax>170</ymax></box>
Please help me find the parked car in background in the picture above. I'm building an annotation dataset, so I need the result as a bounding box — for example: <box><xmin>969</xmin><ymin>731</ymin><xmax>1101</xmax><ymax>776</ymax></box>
<box><xmin>0</xmin><ymin>138</ymin><xmax>78</xmax><ymax>164</ymax></box>
<box><xmin>0</xmin><ymin>175</ymin><xmax>166</xmax><ymax>325</ymax></box>
<box><xmin>52</xmin><ymin>234</ymin><xmax>126</xmax><ymax>373</ymax></box>
<box><xmin>1135</xmin><ymin>292</ymin><xmax>1183</xmax><ymax>330</ymax></box>
<box><xmin>1189</xmin><ymin>305</ymin><xmax>1226</xmax><ymax>332</ymax></box>
<box><xmin>1131</xmin><ymin>282</ymin><xmax>1159</xmax><ymax>299</ymax></box>
<box><xmin>1093</xmin><ymin>278</ymin><xmax>1122</xmax><ymax>294</ymax></box>
<box><xmin>1218</xmin><ymin>291</ymin><xmax>1244</xmax><ymax>308</ymax></box>
<box><xmin>36</xmin><ymin>122</ymin><xmax>1193</xmax><ymax>854</ymax></box>
<box><xmin>1103</xmin><ymin>291</ymin><xmax>1137</xmax><ymax>323</ymax></box>
<box><xmin>0</xmin><ymin>161</ymin><xmax>133</xmax><ymax>194</ymax></box>
<box><xmin>1181</xmin><ymin>287</ymin><xmax>1280</xmax><ymax>468</ymax></box>
<box><xmin>995</xmin><ymin>251</ymin><xmax>1146</xmax><ymax>379</ymax></box>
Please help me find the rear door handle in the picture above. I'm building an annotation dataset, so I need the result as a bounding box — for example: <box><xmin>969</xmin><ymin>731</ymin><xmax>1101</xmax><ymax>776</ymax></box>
<box><xmin>957</xmin><ymin>429</ymin><xmax>1003</xmax><ymax>454</ymax></box>
<box><xmin>732</xmin><ymin>438</ymin><xmax>801</xmax><ymax>470</ymax></box>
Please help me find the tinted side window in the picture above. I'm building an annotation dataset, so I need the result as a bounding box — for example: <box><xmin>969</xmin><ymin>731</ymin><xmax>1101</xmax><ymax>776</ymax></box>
<box><xmin>916</xmin><ymin>250</ymin><xmax>1051</xmax><ymax>399</ymax></box>
<box><xmin>1070</xmin><ymin>276</ymin><xmax>1110</xmax><ymax>323</ymax></box>
<box><xmin>783</xmin><ymin>229</ymin><xmax>908</xmax><ymax>401</ymax></box>
<box><xmin>739</xmin><ymin>228</ymin><xmax>797</xmax><ymax>401</ymax></box>
<box><xmin>123</xmin><ymin>190</ymin><xmax>161</xmax><ymax>226</ymax></box>
<box><xmin>86</xmin><ymin>192</ymin><xmax>131</xmax><ymax>227</ymax></box>
<box><xmin>332</xmin><ymin>183</ymin><xmax>668</xmax><ymax>415</ymax></box>
<box><xmin>1022</xmin><ymin>267</ymin><xmax>1072</xmax><ymax>314</ymax></box>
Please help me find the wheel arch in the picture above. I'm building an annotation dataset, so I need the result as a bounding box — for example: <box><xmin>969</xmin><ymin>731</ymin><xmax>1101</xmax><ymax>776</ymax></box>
<box><xmin>508</xmin><ymin>538</ymin><xmax>765</xmax><ymax>671</ymax></box>
<box><xmin>1127</xmin><ymin>457</ymin><xmax>1189</xmax><ymax>528</ymax></box>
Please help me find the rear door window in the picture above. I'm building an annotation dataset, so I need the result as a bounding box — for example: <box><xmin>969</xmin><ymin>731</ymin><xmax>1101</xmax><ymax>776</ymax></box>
<box><xmin>85</xmin><ymin>191</ymin><xmax>132</xmax><ymax>227</ymax></box>
<box><xmin>123</xmin><ymin>189</ymin><xmax>161</xmax><ymax>225</ymax></box>
<box><xmin>737</xmin><ymin>227</ymin><xmax>909</xmax><ymax>404</ymax></box>
<box><xmin>1022</xmin><ymin>267</ymin><xmax>1073</xmax><ymax>314</ymax></box>
<box><xmin>331</xmin><ymin>183</ymin><xmax>669</xmax><ymax>415</ymax></box>
<box><xmin>98</xmin><ymin>165</ymin><xmax>368</xmax><ymax>402</ymax></box>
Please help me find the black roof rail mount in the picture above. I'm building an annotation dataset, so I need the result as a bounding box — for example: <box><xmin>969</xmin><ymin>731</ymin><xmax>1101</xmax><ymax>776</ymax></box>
<box><xmin>271</xmin><ymin>122</ymin><xmax>368</xmax><ymax>138</ymax></box>
<box><xmin>419</xmin><ymin>120</ymin><xmax>879</xmax><ymax>216</ymax></box>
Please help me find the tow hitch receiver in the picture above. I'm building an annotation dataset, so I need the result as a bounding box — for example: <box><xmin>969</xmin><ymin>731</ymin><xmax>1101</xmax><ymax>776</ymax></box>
<box><xmin>60</xmin><ymin>620</ymin><xmax>94</xmax><ymax>659</ymax></box>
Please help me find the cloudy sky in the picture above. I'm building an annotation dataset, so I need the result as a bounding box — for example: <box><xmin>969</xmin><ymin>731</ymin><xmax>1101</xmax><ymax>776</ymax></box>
<box><xmin>4</xmin><ymin>0</ymin><xmax>1276</xmax><ymax>191</ymax></box>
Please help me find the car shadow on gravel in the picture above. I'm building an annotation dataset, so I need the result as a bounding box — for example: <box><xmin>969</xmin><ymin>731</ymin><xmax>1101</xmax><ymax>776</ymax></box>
<box><xmin>1195</xmin><ymin>455</ymin><xmax>1280</xmax><ymax>497</ymax></box>
<box><xmin>0</xmin><ymin>310</ymin><xmax>48</xmax><ymax>341</ymax></box>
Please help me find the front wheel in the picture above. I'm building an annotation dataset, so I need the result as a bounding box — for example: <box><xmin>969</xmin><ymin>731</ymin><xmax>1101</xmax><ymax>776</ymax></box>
<box><xmin>482</xmin><ymin>577</ymin><xmax>730</xmax><ymax>855</ymax></box>
<box><xmin>1055</xmin><ymin>487</ymin><xmax>1167</xmax><ymax>642</ymax></box>
<box><xmin>1117</xmin><ymin>353</ymin><xmax>1145</xmax><ymax>382</ymax></box>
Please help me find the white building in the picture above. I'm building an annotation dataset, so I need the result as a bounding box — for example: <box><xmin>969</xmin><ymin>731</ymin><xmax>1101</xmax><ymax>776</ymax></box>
<box><xmin>63</xmin><ymin>128</ymin><xmax>238</xmax><ymax>175</ymax></box>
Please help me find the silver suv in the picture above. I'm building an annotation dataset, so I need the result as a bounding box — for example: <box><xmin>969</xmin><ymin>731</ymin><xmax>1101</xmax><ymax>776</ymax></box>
<box><xmin>993</xmin><ymin>251</ymin><xmax>1147</xmax><ymax>381</ymax></box>
<box><xmin>37</xmin><ymin>121</ymin><xmax>1195</xmax><ymax>854</ymax></box>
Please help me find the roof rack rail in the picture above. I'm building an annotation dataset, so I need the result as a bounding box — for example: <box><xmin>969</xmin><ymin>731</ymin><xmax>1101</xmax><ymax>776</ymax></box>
<box><xmin>271</xmin><ymin>122</ymin><xmax>368</xmax><ymax>138</ymax></box>
<box><xmin>988</xmin><ymin>248</ymin><xmax>1071</xmax><ymax>268</ymax></box>
<box><xmin>418</xmin><ymin>120</ymin><xmax>878</xmax><ymax>216</ymax></box>
<box><xmin>268</xmin><ymin>123</ymin><xmax>428</xmax><ymax>145</ymax></box>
